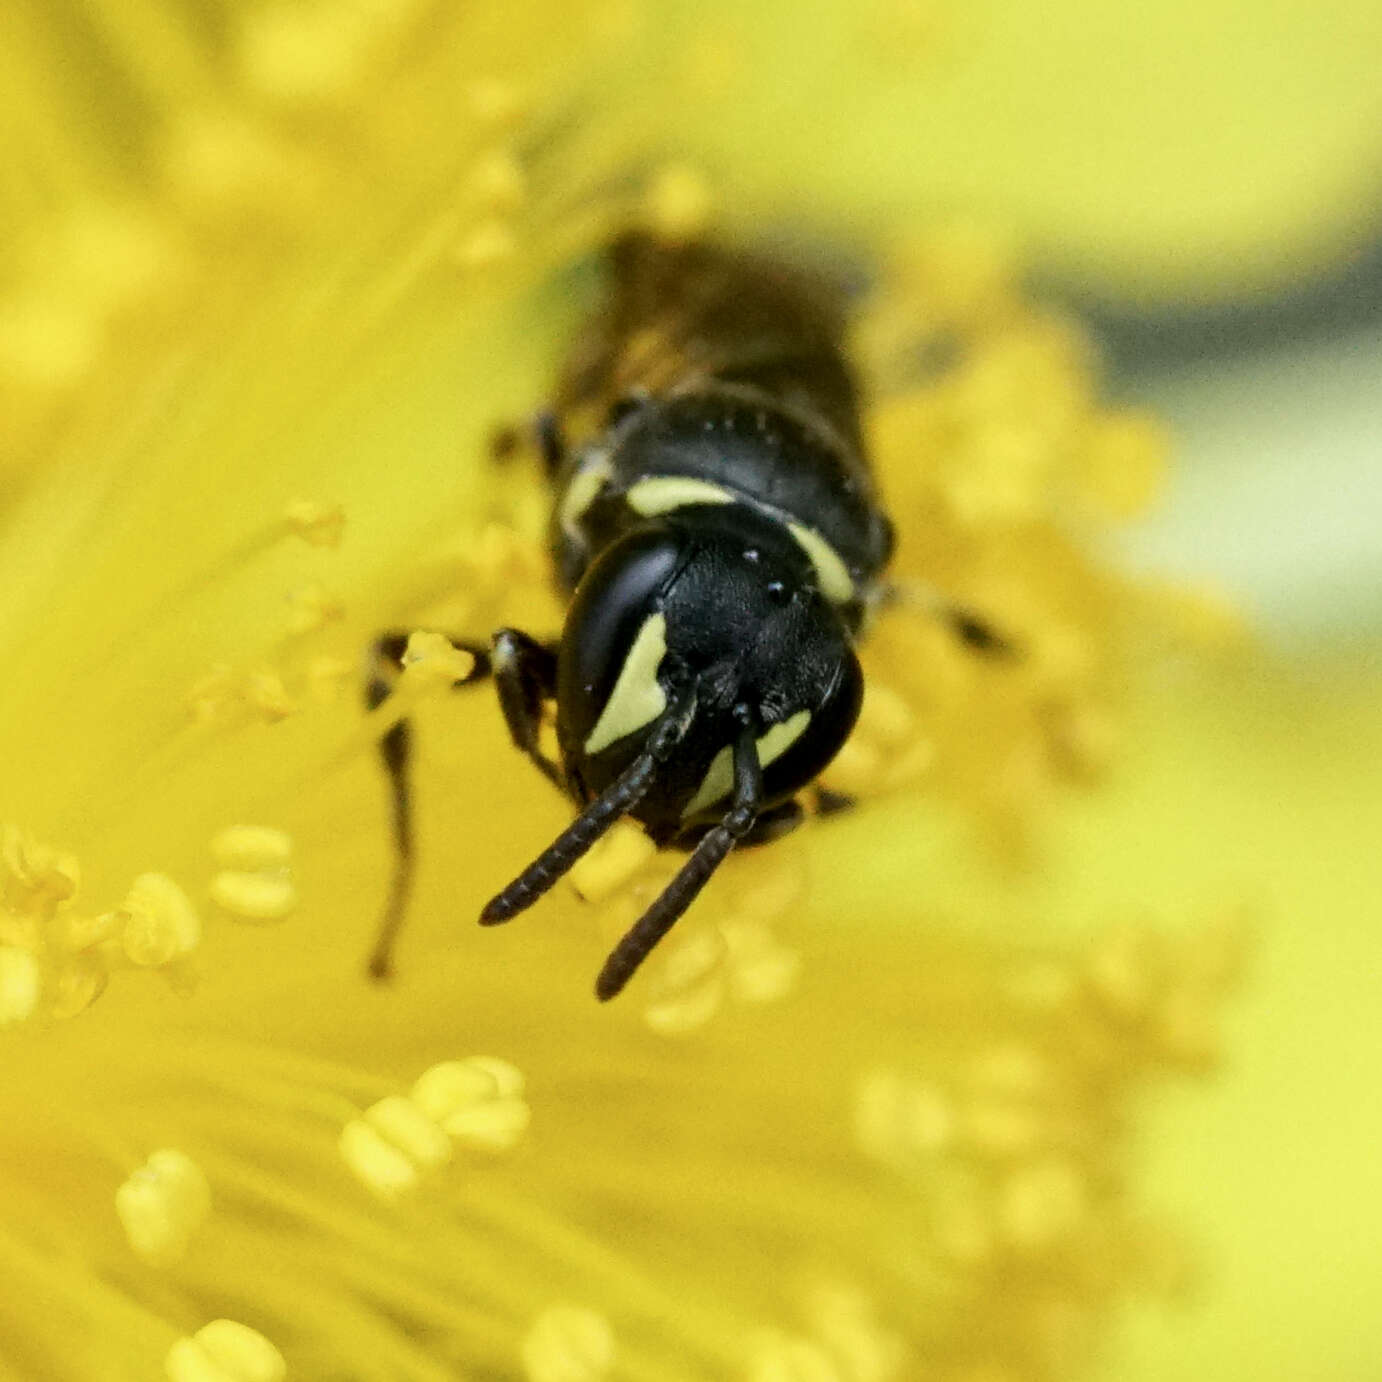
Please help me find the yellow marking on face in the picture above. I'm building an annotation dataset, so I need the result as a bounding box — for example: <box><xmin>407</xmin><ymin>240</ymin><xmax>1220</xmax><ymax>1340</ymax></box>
<box><xmin>583</xmin><ymin>612</ymin><xmax>669</xmax><ymax>755</ymax></box>
<box><xmin>625</xmin><ymin>476</ymin><xmax>736</xmax><ymax>516</ymax></box>
<box><xmin>786</xmin><ymin>522</ymin><xmax>854</xmax><ymax>604</ymax></box>
<box><xmin>681</xmin><ymin>709</ymin><xmax>812</xmax><ymax>819</ymax></box>
<box><xmin>558</xmin><ymin>454</ymin><xmax>612</xmax><ymax>544</ymax></box>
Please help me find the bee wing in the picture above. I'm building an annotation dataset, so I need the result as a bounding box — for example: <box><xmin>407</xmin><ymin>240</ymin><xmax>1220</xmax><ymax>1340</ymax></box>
<box><xmin>556</xmin><ymin>233</ymin><xmax>865</xmax><ymax>452</ymax></box>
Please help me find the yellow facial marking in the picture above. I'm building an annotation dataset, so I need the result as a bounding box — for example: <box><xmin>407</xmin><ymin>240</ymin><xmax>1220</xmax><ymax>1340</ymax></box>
<box><xmin>625</xmin><ymin>475</ymin><xmax>736</xmax><ymax>516</ymax></box>
<box><xmin>583</xmin><ymin>613</ymin><xmax>669</xmax><ymax>755</ymax></box>
<box><xmin>682</xmin><ymin>710</ymin><xmax>812</xmax><ymax>819</ymax></box>
<box><xmin>786</xmin><ymin>522</ymin><xmax>854</xmax><ymax>604</ymax></box>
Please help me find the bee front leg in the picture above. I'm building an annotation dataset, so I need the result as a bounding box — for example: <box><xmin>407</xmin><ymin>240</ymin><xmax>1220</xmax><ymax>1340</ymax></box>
<box><xmin>491</xmin><ymin>628</ymin><xmax>566</xmax><ymax>792</ymax></box>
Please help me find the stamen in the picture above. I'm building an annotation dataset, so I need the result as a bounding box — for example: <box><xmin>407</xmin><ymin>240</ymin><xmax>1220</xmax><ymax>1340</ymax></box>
<box><xmin>342</xmin><ymin>1058</ymin><xmax>530</xmax><ymax>1196</ymax></box>
<box><xmin>804</xmin><ymin>1283</ymin><xmax>903</xmax><ymax>1381</ymax></box>
<box><xmin>0</xmin><ymin>946</ymin><xmax>41</xmax><ymax>1027</ymax></box>
<box><xmin>283</xmin><ymin>500</ymin><xmax>345</xmax><ymax>547</ymax></box>
<box><xmin>520</xmin><ymin>1304</ymin><xmax>615</xmax><ymax>1382</ymax></box>
<box><xmin>568</xmin><ymin>823</ymin><xmax>656</xmax><ymax>904</ymax></box>
<box><xmin>641</xmin><ymin>929</ymin><xmax>727</xmax><ymax>1036</ymax></box>
<box><xmin>468</xmin><ymin>149</ymin><xmax>527</xmax><ymax>214</ymax></box>
<box><xmin>115</xmin><ymin>1148</ymin><xmax>211</xmax><ymax>1266</ymax></box>
<box><xmin>284</xmin><ymin>583</ymin><xmax>343</xmax><ymax>636</ymax></box>
<box><xmin>400</xmin><ymin>630</ymin><xmax>479</xmax><ymax>687</ymax></box>
<box><xmin>119</xmin><ymin>873</ymin><xmax>201</xmax><ymax>968</ymax></box>
<box><xmin>411</xmin><ymin>1058</ymin><xmax>530</xmax><ymax>1154</ymax></box>
<box><xmin>456</xmin><ymin>219</ymin><xmax>518</xmax><ymax>272</ymax></box>
<box><xmin>211</xmin><ymin>826</ymin><xmax>293</xmax><ymax>872</ymax></box>
<box><xmin>209</xmin><ymin>873</ymin><xmax>297</xmax><ymax>922</ymax></box>
<box><xmin>467</xmin><ymin>77</ymin><xmax>528</xmax><ymax>129</ymax></box>
<box><xmin>339</xmin><ymin>1118</ymin><xmax>424</xmax><ymax>1201</ymax></box>
<box><xmin>210</xmin><ymin>825</ymin><xmax>297</xmax><ymax>923</ymax></box>
<box><xmin>165</xmin><ymin>1320</ymin><xmax>286</xmax><ymax>1382</ymax></box>
<box><xmin>997</xmin><ymin>1157</ymin><xmax>1088</xmax><ymax>1255</ymax></box>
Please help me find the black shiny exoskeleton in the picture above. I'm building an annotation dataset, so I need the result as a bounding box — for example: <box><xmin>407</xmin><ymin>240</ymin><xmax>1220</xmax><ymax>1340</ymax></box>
<box><xmin>368</xmin><ymin>234</ymin><xmax>977</xmax><ymax>1000</ymax></box>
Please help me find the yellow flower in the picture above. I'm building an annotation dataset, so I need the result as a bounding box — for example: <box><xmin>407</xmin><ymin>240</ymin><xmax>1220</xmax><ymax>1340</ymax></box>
<box><xmin>6</xmin><ymin>2</ymin><xmax>1376</xmax><ymax>1380</ymax></box>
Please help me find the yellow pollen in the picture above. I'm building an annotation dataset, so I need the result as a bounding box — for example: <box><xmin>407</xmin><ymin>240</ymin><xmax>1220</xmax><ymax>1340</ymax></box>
<box><xmin>283</xmin><ymin>500</ymin><xmax>346</xmax><ymax>547</ymax></box>
<box><xmin>165</xmin><ymin>1320</ymin><xmax>286</xmax><ymax>1382</ymax></box>
<box><xmin>120</xmin><ymin>872</ymin><xmax>201</xmax><ymax>968</ymax></box>
<box><xmin>520</xmin><ymin>1303</ymin><xmax>615</xmax><ymax>1382</ymax></box>
<box><xmin>116</xmin><ymin>1148</ymin><xmax>211</xmax><ymax>1266</ymax></box>
<box><xmin>411</xmin><ymin>1057</ymin><xmax>531</xmax><ymax>1153</ymax></box>
<box><xmin>401</xmin><ymin>630</ymin><xmax>479</xmax><ymax>688</ymax></box>
<box><xmin>568</xmin><ymin>822</ymin><xmax>657</xmax><ymax>904</ymax></box>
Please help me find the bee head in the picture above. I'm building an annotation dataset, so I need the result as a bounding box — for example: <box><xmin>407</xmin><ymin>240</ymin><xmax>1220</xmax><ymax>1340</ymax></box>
<box><xmin>555</xmin><ymin>503</ymin><xmax>863</xmax><ymax>840</ymax></box>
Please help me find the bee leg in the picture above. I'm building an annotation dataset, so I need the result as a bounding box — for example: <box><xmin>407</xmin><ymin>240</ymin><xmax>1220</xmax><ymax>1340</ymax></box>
<box><xmin>941</xmin><ymin>606</ymin><xmax>1017</xmax><ymax>657</ymax></box>
<box><xmin>534</xmin><ymin>408</ymin><xmax>566</xmax><ymax>477</ymax></box>
<box><xmin>491</xmin><ymin>627</ymin><xmax>566</xmax><ymax>792</ymax></box>
<box><xmin>741</xmin><ymin>797</ymin><xmax>805</xmax><ymax>846</ymax></box>
<box><xmin>881</xmin><ymin>581</ymin><xmax>1019</xmax><ymax>659</ymax></box>
<box><xmin>486</xmin><ymin>410</ymin><xmax>565</xmax><ymax>476</ymax></box>
<box><xmin>812</xmin><ymin>785</ymin><xmax>856</xmax><ymax>817</ymax></box>
<box><xmin>365</xmin><ymin>629</ymin><xmax>492</xmax><ymax>981</ymax></box>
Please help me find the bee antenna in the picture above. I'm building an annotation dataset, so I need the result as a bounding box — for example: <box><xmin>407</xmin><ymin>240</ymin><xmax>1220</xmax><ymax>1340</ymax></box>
<box><xmin>479</xmin><ymin>687</ymin><xmax>697</xmax><ymax>926</ymax></box>
<box><xmin>595</xmin><ymin>719</ymin><xmax>762</xmax><ymax>1001</ymax></box>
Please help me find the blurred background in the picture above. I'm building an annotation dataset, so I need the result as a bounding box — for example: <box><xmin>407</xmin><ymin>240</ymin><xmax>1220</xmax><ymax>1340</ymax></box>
<box><xmin>3</xmin><ymin>0</ymin><xmax>1380</xmax><ymax>1378</ymax></box>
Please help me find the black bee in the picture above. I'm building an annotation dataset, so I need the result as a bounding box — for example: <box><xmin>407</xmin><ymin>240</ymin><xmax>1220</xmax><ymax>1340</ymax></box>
<box><xmin>368</xmin><ymin>233</ymin><xmax>1002</xmax><ymax>999</ymax></box>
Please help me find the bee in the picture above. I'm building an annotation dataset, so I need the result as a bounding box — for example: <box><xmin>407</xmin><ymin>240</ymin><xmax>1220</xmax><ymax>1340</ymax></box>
<box><xmin>367</xmin><ymin>233</ymin><xmax>1004</xmax><ymax>999</ymax></box>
